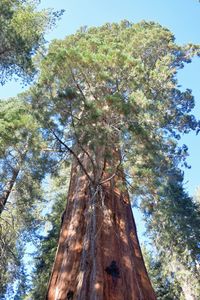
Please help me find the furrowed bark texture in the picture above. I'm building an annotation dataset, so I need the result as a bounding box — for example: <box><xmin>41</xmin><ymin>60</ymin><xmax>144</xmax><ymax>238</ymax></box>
<box><xmin>47</xmin><ymin>150</ymin><xmax>156</xmax><ymax>300</ymax></box>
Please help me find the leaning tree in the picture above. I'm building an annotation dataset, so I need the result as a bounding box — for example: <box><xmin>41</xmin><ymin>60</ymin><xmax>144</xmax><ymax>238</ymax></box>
<box><xmin>30</xmin><ymin>21</ymin><xmax>199</xmax><ymax>300</ymax></box>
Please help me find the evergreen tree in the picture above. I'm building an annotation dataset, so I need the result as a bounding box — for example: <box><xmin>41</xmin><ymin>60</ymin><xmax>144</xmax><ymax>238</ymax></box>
<box><xmin>0</xmin><ymin>1</ymin><xmax>64</xmax><ymax>297</ymax></box>
<box><xmin>0</xmin><ymin>99</ymin><xmax>42</xmax><ymax>297</ymax></box>
<box><xmin>142</xmin><ymin>245</ymin><xmax>183</xmax><ymax>299</ymax></box>
<box><xmin>0</xmin><ymin>97</ymin><xmax>61</xmax><ymax>297</ymax></box>
<box><xmin>141</xmin><ymin>169</ymin><xmax>200</xmax><ymax>299</ymax></box>
<box><xmin>28</xmin><ymin>21</ymin><xmax>200</xmax><ymax>299</ymax></box>
<box><xmin>29</xmin><ymin>166</ymin><xmax>70</xmax><ymax>299</ymax></box>
<box><xmin>0</xmin><ymin>0</ymin><xmax>63</xmax><ymax>84</ymax></box>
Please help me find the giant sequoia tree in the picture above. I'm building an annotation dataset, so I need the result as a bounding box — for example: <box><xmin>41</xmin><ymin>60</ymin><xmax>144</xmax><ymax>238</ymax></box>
<box><xmin>28</xmin><ymin>21</ymin><xmax>200</xmax><ymax>299</ymax></box>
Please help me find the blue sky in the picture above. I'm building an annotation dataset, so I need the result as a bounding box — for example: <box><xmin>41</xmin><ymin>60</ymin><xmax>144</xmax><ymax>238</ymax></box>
<box><xmin>0</xmin><ymin>0</ymin><xmax>200</xmax><ymax>197</ymax></box>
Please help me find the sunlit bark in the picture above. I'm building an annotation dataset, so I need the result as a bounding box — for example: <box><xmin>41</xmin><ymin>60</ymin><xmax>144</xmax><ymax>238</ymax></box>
<box><xmin>47</xmin><ymin>148</ymin><xmax>156</xmax><ymax>300</ymax></box>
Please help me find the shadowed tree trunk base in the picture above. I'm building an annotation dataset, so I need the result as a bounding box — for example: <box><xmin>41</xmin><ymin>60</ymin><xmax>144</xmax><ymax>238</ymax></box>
<box><xmin>46</xmin><ymin>152</ymin><xmax>156</xmax><ymax>300</ymax></box>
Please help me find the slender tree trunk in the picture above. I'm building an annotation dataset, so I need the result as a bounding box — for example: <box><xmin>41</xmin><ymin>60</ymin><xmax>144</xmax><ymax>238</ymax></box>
<box><xmin>0</xmin><ymin>168</ymin><xmax>20</xmax><ymax>215</ymax></box>
<box><xmin>47</xmin><ymin>148</ymin><xmax>156</xmax><ymax>300</ymax></box>
<box><xmin>0</xmin><ymin>148</ymin><xmax>28</xmax><ymax>215</ymax></box>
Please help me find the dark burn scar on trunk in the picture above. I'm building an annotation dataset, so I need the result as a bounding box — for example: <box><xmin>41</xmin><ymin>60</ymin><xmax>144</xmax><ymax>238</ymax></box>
<box><xmin>61</xmin><ymin>210</ymin><xmax>66</xmax><ymax>225</ymax></box>
<box><xmin>67</xmin><ymin>290</ymin><xmax>74</xmax><ymax>299</ymax></box>
<box><xmin>105</xmin><ymin>260</ymin><xmax>120</xmax><ymax>279</ymax></box>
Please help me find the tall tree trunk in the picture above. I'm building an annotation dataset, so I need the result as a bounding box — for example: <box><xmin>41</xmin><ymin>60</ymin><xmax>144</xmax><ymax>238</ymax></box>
<box><xmin>47</xmin><ymin>148</ymin><xmax>156</xmax><ymax>300</ymax></box>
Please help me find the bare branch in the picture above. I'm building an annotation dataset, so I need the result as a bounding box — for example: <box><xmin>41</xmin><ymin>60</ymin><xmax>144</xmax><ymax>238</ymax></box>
<box><xmin>99</xmin><ymin>157</ymin><xmax>122</xmax><ymax>185</ymax></box>
<box><xmin>50</xmin><ymin>129</ymin><xmax>94</xmax><ymax>183</ymax></box>
<box><xmin>67</xmin><ymin>64</ymin><xmax>87</xmax><ymax>103</ymax></box>
<box><xmin>69</xmin><ymin>101</ymin><xmax>96</xmax><ymax>179</ymax></box>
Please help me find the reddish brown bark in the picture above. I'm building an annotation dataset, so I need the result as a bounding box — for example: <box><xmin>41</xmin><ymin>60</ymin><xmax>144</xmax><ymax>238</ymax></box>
<box><xmin>47</xmin><ymin>150</ymin><xmax>156</xmax><ymax>300</ymax></box>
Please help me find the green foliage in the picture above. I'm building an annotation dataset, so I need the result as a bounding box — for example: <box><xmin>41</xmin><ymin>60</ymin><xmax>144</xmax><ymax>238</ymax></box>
<box><xmin>142</xmin><ymin>245</ymin><xmax>183</xmax><ymax>299</ymax></box>
<box><xmin>0</xmin><ymin>97</ymin><xmax>58</xmax><ymax>297</ymax></box>
<box><xmin>0</xmin><ymin>0</ymin><xmax>64</xmax><ymax>84</ymax></box>
<box><xmin>141</xmin><ymin>170</ymin><xmax>200</xmax><ymax>299</ymax></box>
<box><xmin>28</xmin><ymin>167</ymin><xmax>70</xmax><ymax>299</ymax></box>
<box><xmin>30</xmin><ymin>20</ymin><xmax>200</xmax><ymax>190</ymax></box>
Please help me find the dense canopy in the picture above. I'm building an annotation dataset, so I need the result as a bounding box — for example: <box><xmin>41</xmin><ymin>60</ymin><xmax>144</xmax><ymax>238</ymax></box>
<box><xmin>0</xmin><ymin>0</ymin><xmax>63</xmax><ymax>84</ymax></box>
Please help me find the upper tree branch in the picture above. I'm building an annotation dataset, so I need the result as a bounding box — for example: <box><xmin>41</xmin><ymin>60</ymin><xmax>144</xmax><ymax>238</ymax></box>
<box><xmin>67</xmin><ymin>64</ymin><xmax>87</xmax><ymax>103</ymax></box>
<box><xmin>69</xmin><ymin>101</ymin><xmax>97</xmax><ymax>179</ymax></box>
<box><xmin>50</xmin><ymin>129</ymin><xmax>94</xmax><ymax>183</ymax></box>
